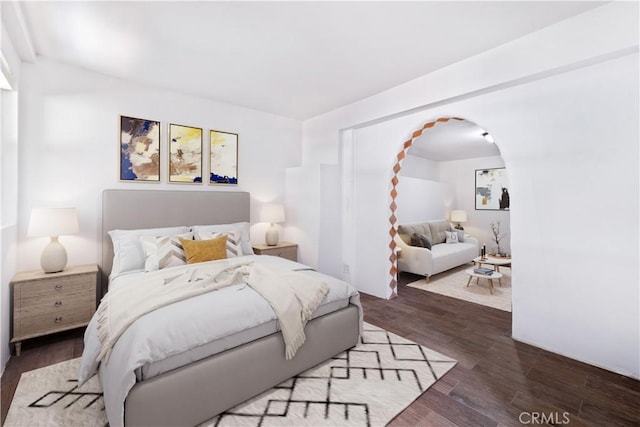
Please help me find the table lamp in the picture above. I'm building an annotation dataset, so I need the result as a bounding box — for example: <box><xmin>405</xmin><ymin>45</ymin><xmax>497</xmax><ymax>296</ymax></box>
<box><xmin>260</xmin><ymin>204</ymin><xmax>285</xmax><ymax>246</ymax></box>
<box><xmin>28</xmin><ymin>207</ymin><xmax>79</xmax><ymax>273</ymax></box>
<box><xmin>451</xmin><ymin>210</ymin><xmax>467</xmax><ymax>230</ymax></box>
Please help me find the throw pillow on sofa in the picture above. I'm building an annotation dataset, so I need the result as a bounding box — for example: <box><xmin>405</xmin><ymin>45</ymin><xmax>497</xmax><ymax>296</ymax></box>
<box><xmin>419</xmin><ymin>234</ymin><xmax>432</xmax><ymax>249</ymax></box>
<box><xmin>410</xmin><ymin>233</ymin><xmax>433</xmax><ymax>249</ymax></box>
<box><xmin>411</xmin><ymin>233</ymin><xmax>424</xmax><ymax>248</ymax></box>
<box><xmin>410</xmin><ymin>233</ymin><xmax>424</xmax><ymax>247</ymax></box>
<box><xmin>445</xmin><ymin>230</ymin><xmax>459</xmax><ymax>244</ymax></box>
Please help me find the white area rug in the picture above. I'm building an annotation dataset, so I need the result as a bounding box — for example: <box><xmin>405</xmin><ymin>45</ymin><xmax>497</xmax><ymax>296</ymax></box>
<box><xmin>5</xmin><ymin>323</ymin><xmax>456</xmax><ymax>427</ymax></box>
<box><xmin>407</xmin><ymin>263</ymin><xmax>512</xmax><ymax>312</ymax></box>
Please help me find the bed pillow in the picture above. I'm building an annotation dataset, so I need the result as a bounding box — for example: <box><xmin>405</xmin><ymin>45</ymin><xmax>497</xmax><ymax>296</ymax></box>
<box><xmin>181</xmin><ymin>235</ymin><xmax>227</xmax><ymax>264</ymax></box>
<box><xmin>191</xmin><ymin>222</ymin><xmax>254</xmax><ymax>255</ymax></box>
<box><xmin>195</xmin><ymin>230</ymin><xmax>242</xmax><ymax>258</ymax></box>
<box><xmin>109</xmin><ymin>226</ymin><xmax>190</xmax><ymax>276</ymax></box>
<box><xmin>140</xmin><ymin>232</ymin><xmax>193</xmax><ymax>271</ymax></box>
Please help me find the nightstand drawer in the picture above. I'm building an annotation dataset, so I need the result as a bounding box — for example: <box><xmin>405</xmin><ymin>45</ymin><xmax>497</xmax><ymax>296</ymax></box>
<box><xmin>16</xmin><ymin>306</ymin><xmax>93</xmax><ymax>337</ymax></box>
<box><xmin>14</xmin><ymin>276</ymin><xmax>95</xmax><ymax>310</ymax></box>
<box><xmin>17</xmin><ymin>292</ymin><xmax>93</xmax><ymax>317</ymax></box>
<box><xmin>15</xmin><ymin>274</ymin><xmax>93</xmax><ymax>301</ymax></box>
<box><xmin>252</xmin><ymin>242</ymin><xmax>298</xmax><ymax>261</ymax></box>
<box><xmin>268</xmin><ymin>246</ymin><xmax>297</xmax><ymax>261</ymax></box>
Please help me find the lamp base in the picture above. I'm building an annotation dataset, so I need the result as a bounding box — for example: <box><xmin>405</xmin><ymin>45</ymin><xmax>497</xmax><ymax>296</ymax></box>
<box><xmin>41</xmin><ymin>237</ymin><xmax>68</xmax><ymax>273</ymax></box>
<box><xmin>265</xmin><ymin>224</ymin><xmax>279</xmax><ymax>246</ymax></box>
<box><xmin>454</xmin><ymin>223</ymin><xmax>464</xmax><ymax>230</ymax></box>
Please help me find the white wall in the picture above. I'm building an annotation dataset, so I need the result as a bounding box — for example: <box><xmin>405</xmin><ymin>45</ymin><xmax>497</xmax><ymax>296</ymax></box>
<box><xmin>285</xmin><ymin>166</ymin><xmax>321</xmax><ymax>269</ymax></box>
<box><xmin>296</xmin><ymin>3</ymin><xmax>639</xmax><ymax>378</ymax></box>
<box><xmin>438</xmin><ymin>155</ymin><xmax>510</xmax><ymax>254</ymax></box>
<box><xmin>395</xmin><ymin>177</ymin><xmax>448</xmax><ymax>225</ymax></box>
<box><xmin>16</xmin><ymin>58</ymin><xmax>302</xmax><ymax>274</ymax></box>
<box><xmin>398</xmin><ymin>154</ymin><xmax>439</xmax><ymax>181</ymax></box>
<box><xmin>1</xmin><ymin>24</ymin><xmax>21</xmax><ymax>374</ymax></box>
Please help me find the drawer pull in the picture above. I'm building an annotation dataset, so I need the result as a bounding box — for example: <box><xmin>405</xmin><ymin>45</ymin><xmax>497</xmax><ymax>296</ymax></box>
<box><xmin>55</xmin><ymin>284</ymin><xmax>62</xmax><ymax>291</ymax></box>
<box><xmin>54</xmin><ymin>301</ymin><xmax>62</xmax><ymax>307</ymax></box>
<box><xmin>55</xmin><ymin>316</ymin><xmax>62</xmax><ymax>323</ymax></box>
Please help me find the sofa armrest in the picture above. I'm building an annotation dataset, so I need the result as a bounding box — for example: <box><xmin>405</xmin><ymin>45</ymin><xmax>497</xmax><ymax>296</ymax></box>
<box><xmin>394</xmin><ymin>234</ymin><xmax>434</xmax><ymax>276</ymax></box>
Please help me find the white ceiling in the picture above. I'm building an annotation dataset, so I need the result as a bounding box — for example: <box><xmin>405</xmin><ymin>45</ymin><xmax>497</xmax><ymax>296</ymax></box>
<box><xmin>20</xmin><ymin>1</ymin><xmax>602</xmax><ymax>120</ymax></box>
<box><xmin>409</xmin><ymin>119</ymin><xmax>500</xmax><ymax>161</ymax></box>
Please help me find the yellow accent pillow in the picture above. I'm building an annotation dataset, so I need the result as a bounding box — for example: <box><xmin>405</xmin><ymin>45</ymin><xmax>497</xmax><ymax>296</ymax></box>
<box><xmin>180</xmin><ymin>235</ymin><xmax>227</xmax><ymax>264</ymax></box>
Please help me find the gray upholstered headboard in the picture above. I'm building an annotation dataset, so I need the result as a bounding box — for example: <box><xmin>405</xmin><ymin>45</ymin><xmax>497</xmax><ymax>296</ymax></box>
<box><xmin>101</xmin><ymin>189</ymin><xmax>250</xmax><ymax>293</ymax></box>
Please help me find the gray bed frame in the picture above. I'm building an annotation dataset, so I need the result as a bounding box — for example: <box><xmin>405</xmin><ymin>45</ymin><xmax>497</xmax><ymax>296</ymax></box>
<box><xmin>101</xmin><ymin>189</ymin><xmax>360</xmax><ymax>426</ymax></box>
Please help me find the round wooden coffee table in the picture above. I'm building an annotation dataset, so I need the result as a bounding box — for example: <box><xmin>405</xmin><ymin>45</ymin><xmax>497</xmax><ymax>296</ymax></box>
<box><xmin>474</xmin><ymin>256</ymin><xmax>511</xmax><ymax>272</ymax></box>
<box><xmin>465</xmin><ymin>268</ymin><xmax>503</xmax><ymax>295</ymax></box>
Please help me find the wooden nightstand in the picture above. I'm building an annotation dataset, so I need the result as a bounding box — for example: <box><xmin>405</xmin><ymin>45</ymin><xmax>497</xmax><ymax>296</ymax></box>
<box><xmin>10</xmin><ymin>264</ymin><xmax>99</xmax><ymax>355</ymax></box>
<box><xmin>252</xmin><ymin>242</ymin><xmax>298</xmax><ymax>262</ymax></box>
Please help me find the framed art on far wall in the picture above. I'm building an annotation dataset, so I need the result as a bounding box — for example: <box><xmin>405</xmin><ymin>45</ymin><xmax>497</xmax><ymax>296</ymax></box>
<box><xmin>475</xmin><ymin>167</ymin><xmax>510</xmax><ymax>210</ymax></box>
<box><xmin>169</xmin><ymin>123</ymin><xmax>203</xmax><ymax>183</ymax></box>
<box><xmin>120</xmin><ymin>115</ymin><xmax>161</xmax><ymax>182</ymax></box>
<box><xmin>209</xmin><ymin>130</ymin><xmax>238</xmax><ymax>184</ymax></box>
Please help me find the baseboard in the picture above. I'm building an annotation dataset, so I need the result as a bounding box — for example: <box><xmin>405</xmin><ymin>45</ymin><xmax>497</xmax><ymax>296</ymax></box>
<box><xmin>511</xmin><ymin>336</ymin><xmax>639</xmax><ymax>380</ymax></box>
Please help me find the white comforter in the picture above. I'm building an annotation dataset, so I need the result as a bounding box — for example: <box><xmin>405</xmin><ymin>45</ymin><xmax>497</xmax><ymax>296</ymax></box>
<box><xmin>78</xmin><ymin>255</ymin><xmax>361</xmax><ymax>427</ymax></box>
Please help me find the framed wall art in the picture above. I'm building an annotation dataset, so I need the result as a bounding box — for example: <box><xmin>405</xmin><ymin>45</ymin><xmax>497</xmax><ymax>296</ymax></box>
<box><xmin>169</xmin><ymin>123</ymin><xmax>203</xmax><ymax>183</ymax></box>
<box><xmin>475</xmin><ymin>167</ymin><xmax>510</xmax><ymax>210</ymax></box>
<box><xmin>209</xmin><ymin>130</ymin><xmax>238</xmax><ymax>185</ymax></box>
<box><xmin>120</xmin><ymin>115</ymin><xmax>161</xmax><ymax>182</ymax></box>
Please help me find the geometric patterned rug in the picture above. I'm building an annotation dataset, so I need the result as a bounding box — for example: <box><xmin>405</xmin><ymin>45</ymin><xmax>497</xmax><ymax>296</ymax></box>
<box><xmin>407</xmin><ymin>263</ymin><xmax>512</xmax><ymax>312</ymax></box>
<box><xmin>4</xmin><ymin>323</ymin><xmax>457</xmax><ymax>427</ymax></box>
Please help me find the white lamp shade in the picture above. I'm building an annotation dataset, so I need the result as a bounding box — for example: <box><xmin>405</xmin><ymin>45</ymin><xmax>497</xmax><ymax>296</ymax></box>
<box><xmin>450</xmin><ymin>210</ymin><xmax>467</xmax><ymax>223</ymax></box>
<box><xmin>28</xmin><ymin>208</ymin><xmax>79</xmax><ymax>237</ymax></box>
<box><xmin>260</xmin><ymin>204</ymin><xmax>285</xmax><ymax>224</ymax></box>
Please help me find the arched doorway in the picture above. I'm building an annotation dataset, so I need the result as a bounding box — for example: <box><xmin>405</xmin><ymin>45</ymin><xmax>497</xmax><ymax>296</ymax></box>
<box><xmin>387</xmin><ymin>117</ymin><xmax>510</xmax><ymax>301</ymax></box>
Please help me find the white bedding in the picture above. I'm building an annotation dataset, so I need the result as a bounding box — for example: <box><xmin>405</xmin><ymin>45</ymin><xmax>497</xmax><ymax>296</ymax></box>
<box><xmin>78</xmin><ymin>255</ymin><xmax>361</xmax><ymax>427</ymax></box>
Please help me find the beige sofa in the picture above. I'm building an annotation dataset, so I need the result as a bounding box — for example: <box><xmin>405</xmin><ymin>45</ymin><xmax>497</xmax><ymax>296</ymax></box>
<box><xmin>395</xmin><ymin>220</ymin><xmax>479</xmax><ymax>281</ymax></box>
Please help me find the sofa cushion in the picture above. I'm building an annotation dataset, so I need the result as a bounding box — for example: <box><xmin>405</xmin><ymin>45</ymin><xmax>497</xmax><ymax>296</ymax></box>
<box><xmin>428</xmin><ymin>220</ymin><xmax>449</xmax><ymax>244</ymax></box>
<box><xmin>398</xmin><ymin>223</ymin><xmax>432</xmax><ymax>245</ymax></box>
<box><xmin>431</xmin><ymin>242</ymin><xmax>478</xmax><ymax>273</ymax></box>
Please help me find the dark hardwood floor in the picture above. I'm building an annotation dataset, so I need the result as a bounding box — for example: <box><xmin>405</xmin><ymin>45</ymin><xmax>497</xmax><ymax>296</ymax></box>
<box><xmin>2</xmin><ymin>273</ymin><xmax>639</xmax><ymax>426</ymax></box>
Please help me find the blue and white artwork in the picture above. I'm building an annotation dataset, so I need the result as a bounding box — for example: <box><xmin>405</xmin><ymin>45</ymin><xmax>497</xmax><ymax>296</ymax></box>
<box><xmin>120</xmin><ymin>115</ymin><xmax>160</xmax><ymax>182</ymax></box>
<box><xmin>209</xmin><ymin>130</ymin><xmax>238</xmax><ymax>185</ymax></box>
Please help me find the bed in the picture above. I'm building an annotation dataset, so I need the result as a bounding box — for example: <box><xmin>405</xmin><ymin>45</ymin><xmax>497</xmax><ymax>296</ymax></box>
<box><xmin>82</xmin><ymin>189</ymin><xmax>361</xmax><ymax>426</ymax></box>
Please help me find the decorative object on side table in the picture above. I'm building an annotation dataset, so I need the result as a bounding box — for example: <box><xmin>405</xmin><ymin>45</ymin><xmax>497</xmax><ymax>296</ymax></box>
<box><xmin>260</xmin><ymin>203</ymin><xmax>285</xmax><ymax>246</ymax></box>
<box><xmin>490</xmin><ymin>220</ymin><xmax>509</xmax><ymax>257</ymax></box>
<box><xmin>252</xmin><ymin>242</ymin><xmax>298</xmax><ymax>262</ymax></box>
<box><xmin>10</xmin><ymin>264</ymin><xmax>98</xmax><ymax>355</ymax></box>
<box><xmin>28</xmin><ymin>207</ymin><xmax>79</xmax><ymax>273</ymax></box>
<box><xmin>450</xmin><ymin>210</ymin><xmax>467</xmax><ymax>230</ymax></box>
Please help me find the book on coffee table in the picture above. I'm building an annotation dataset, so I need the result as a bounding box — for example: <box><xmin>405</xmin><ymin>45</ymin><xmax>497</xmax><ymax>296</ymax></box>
<box><xmin>473</xmin><ymin>267</ymin><xmax>494</xmax><ymax>276</ymax></box>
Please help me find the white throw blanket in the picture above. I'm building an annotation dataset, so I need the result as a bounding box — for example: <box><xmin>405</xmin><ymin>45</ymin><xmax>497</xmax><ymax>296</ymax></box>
<box><xmin>246</xmin><ymin>263</ymin><xmax>329</xmax><ymax>359</ymax></box>
<box><xmin>95</xmin><ymin>261</ymin><xmax>328</xmax><ymax>363</ymax></box>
